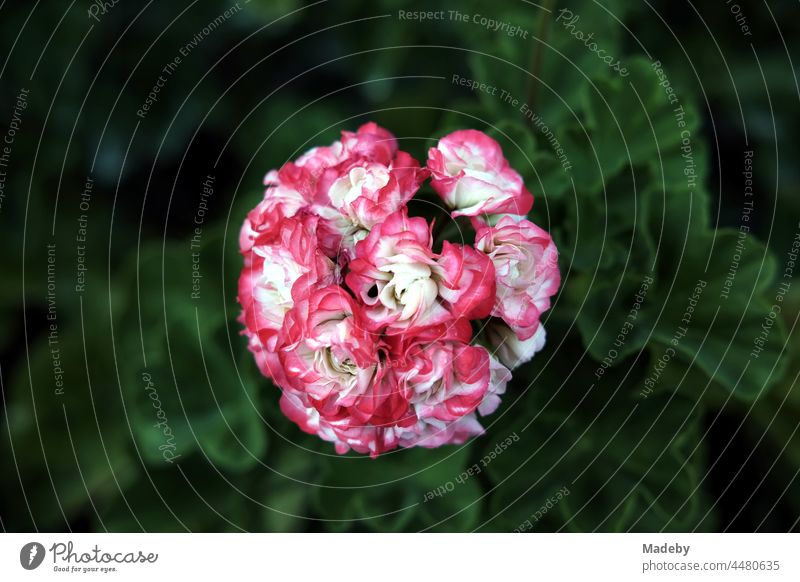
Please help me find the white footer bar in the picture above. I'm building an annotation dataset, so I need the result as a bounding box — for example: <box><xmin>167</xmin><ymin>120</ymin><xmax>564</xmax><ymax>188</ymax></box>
<box><xmin>1</xmin><ymin>533</ymin><xmax>797</xmax><ymax>580</ymax></box>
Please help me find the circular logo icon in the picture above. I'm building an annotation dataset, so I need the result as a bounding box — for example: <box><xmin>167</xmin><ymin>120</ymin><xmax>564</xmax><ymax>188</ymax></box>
<box><xmin>20</xmin><ymin>542</ymin><xmax>46</xmax><ymax>570</ymax></box>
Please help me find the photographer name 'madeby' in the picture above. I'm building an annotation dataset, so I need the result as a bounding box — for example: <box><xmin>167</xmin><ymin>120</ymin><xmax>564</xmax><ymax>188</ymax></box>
<box><xmin>643</xmin><ymin>543</ymin><xmax>690</xmax><ymax>557</ymax></box>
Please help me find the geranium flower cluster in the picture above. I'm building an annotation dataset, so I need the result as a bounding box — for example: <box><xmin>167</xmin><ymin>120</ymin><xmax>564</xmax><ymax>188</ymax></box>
<box><xmin>238</xmin><ymin>123</ymin><xmax>560</xmax><ymax>456</ymax></box>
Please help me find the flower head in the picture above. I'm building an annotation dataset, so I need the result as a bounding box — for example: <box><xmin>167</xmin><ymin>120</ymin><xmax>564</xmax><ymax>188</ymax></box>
<box><xmin>475</xmin><ymin>215</ymin><xmax>560</xmax><ymax>340</ymax></box>
<box><xmin>239</xmin><ymin>124</ymin><xmax>559</xmax><ymax>456</ymax></box>
<box><xmin>427</xmin><ymin>129</ymin><xmax>533</xmax><ymax>220</ymax></box>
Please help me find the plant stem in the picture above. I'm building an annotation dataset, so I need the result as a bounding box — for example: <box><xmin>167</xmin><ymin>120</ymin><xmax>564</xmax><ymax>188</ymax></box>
<box><xmin>526</xmin><ymin>0</ymin><xmax>557</xmax><ymax>118</ymax></box>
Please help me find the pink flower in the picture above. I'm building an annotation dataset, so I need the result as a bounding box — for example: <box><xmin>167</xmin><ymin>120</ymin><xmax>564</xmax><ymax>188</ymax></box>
<box><xmin>394</xmin><ymin>338</ymin><xmax>494</xmax><ymax>422</ymax></box>
<box><xmin>315</xmin><ymin>151</ymin><xmax>428</xmax><ymax>258</ymax></box>
<box><xmin>346</xmin><ymin>210</ymin><xmax>500</xmax><ymax>333</ymax></box>
<box><xmin>396</xmin><ymin>414</ymin><xmax>485</xmax><ymax>449</ymax></box>
<box><xmin>346</xmin><ymin>209</ymin><xmax>451</xmax><ymax>333</ymax></box>
<box><xmin>477</xmin><ymin>353</ymin><xmax>514</xmax><ymax>416</ymax></box>
<box><xmin>279</xmin><ymin>384</ymin><xmax>491</xmax><ymax>456</ymax></box>
<box><xmin>239</xmin><ymin>136</ymin><xmax>348</xmax><ymax>255</ymax></box>
<box><xmin>279</xmin><ymin>389</ymin><xmax>404</xmax><ymax>456</ymax></box>
<box><xmin>239</xmin><ymin>123</ymin><xmax>559</xmax><ymax>457</ymax></box>
<box><xmin>278</xmin><ymin>286</ymin><xmax>378</xmax><ymax>406</ymax></box>
<box><xmin>238</xmin><ymin>214</ymin><xmax>335</xmax><ymax>353</ymax></box>
<box><xmin>271</xmin><ymin>123</ymin><xmax>429</xmax><ymax>261</ymax></box>
<box><xmin>328</xmin><ymin>152</ymin><xmax>427</xmax><ymax>228</ymax></box>
<box><xmin>427</xmin><ymin>129</ymin><xmax>533</xmax><ymax>219</ymax></box>
<box><xmin>340</xmin><ymin>121</ymin><xmax>398</xmax><ymax>165</ymax></box>
<box><xmin>435</xmin><ymin>241</ymin><xmax>496</xmax><ymax>320</ymax></box>
<box><xmin>484</xmin><ymin>320</ymin><xmax>547</xmax><ymax>371</ymax></box>
<box><xmin>475</xmin><ymin>216</ymin><xmax>560</xmax><ymax>340</ymax></box>
<box><xmin>294</xmin><ymin>143</ymin><xmax>345</xmax><ymax>175</ymax></box>
<box><xmin>239</xmin><ymin>170</ymin><xmax>309</xmax><ymax>253</ymax></box>
<box><xmin>243</xmin><ymin>332</ymin><xmax>293</xmax><ymax>389</ymax></box>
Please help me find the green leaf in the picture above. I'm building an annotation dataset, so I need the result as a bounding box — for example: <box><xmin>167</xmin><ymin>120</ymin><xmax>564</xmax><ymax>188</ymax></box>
<box><xmin>314</xmin><ymin>444</ymin><xmax>481</xmax><ymax>532</ymax></box>
<box><xmin>116</xmin><ymin>230</ymin><xmax>266</xmax><ymax>472</ymax></box>
<box><xmin>482</xmin><ymin>358</ymin><xmax>708</xmax><ymax>532</ymax></box>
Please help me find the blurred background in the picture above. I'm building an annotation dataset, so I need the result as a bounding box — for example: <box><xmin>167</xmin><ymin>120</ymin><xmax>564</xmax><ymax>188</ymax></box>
<box><xmin>0</xmin><ymin>0</ymin><xmax>798</xmax><ymax>532</ymax></box>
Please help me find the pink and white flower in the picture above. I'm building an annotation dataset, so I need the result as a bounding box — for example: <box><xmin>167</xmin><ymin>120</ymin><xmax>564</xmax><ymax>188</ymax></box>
<box><xmin>325</xmin><ymin>152</ymin><xmax>427</xmax><ymax>230</ymax></box>
<box><xmin>475</xmin><ymin>215</ymin><xmax>560</xmax><ymax>340</ymax></box>
<box><xmin>427</xmin><ymin>129</ymin><xmax>533</xmax><ymax>219</ymax></box>
<box><xmin>396</xmin><ymin>414</ymin><xmax>486</xmax><ymax>450</ymax></box>
<box><xmin>484</xmin><ymin>320</ymin><xmax>548</xmax><ymax>371</ymax></box>
<box><xmin>339</xmin><ymin>121</ymin><xmax>398</xmax><ymax>165</ymax></box>
<box><xmin>278</xmin><ymin>286</ymin><xmax>377</xmax><ymax>405</ymax></box>
<box><xmin>238</xmin><ymin>123</ymin><xmax>560</xmax><ymax>457</ymax></box>
<box><xmin>239</xmin><ymin>170</ymin><xmax>308</xmax><ymax>253</ymax></box>
<box><xmin>314</xmin><ymin>152</ymin><xmax>428</xmax><ymax>260</ymax></box>
<box><xmin>238</xmin><ymin>214</ymin><xmax>335</xmax><ymax>353</ymax></box>
<box><xmin>394</xmin><ymin>337</ymin><xmax>499</xmax><ymax>422</ymax></box>
<box><xmin>435</xmin><ymin>241</ymin><xmax>496</xmax><ymax>320</ymax></box>
<box><xmin>346</xmin><ymin>209</ymin><xmax>450</xmax><ymax>333</ymax></box>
